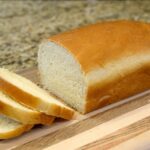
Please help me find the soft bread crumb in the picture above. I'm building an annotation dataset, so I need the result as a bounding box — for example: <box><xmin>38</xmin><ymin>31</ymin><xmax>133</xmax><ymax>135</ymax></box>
<box><xmin>38</xmin><ymin>41</ymin><xmax>87</xmax><ymax>112</ymax></box>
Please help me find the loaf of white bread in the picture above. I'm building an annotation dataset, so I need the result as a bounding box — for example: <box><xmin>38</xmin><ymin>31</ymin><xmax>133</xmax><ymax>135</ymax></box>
<box><xmin>38</xmin><ymin>20</ymin><xmax>150</xmax><ymax>113</ymax></box>
<box><xmin>1</xmin><ymin>20</ymin><xmax>150</xmax><ymax>140</ymax></box>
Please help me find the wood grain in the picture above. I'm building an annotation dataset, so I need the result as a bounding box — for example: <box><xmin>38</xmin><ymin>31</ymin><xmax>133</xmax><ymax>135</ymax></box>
<box><xmin>111</xmin><ymin>130</ymin><xmax>150</xmax><ymax>150</ymax></box>
<box><xmin>44</xmin><ymin>104</ymin><xmax>150</xmax><ymax>150</ymax></box>
<box><xmin>10</xmin><ymin>68</ymin><xmax>150</xmax><ymax>150</ymax></box>
<box><xmin>80</xmin><ymin>117</ymin><xmax>150</xmax><ymax>150</ymax></box>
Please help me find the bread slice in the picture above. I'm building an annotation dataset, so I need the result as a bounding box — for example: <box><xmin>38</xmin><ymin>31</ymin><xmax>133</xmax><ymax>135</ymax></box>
<box><xmin>38</xmin><ymin>20</ymin><xmax>150</xmax><ymax>113</ymax></box>
<box><xmin>0</xmin><ymin>114</ymin><xmax>33</xmax><ymax>139</ymax></box>
<box><xmin>0</xmin><ymin>68</ymin><xmax>74</xmax><ymax>120</ymax></box>
<box><xmin>0</xmin><ymin>91</ymin><xmax>54</xmax><ymax>125</ymax></box>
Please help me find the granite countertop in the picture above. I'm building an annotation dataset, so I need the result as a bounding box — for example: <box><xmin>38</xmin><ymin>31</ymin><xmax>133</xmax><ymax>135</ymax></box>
<box><xmin>0</xmin><ymin>0</ymin><xmax>150</xmax><ymax>71</ymax></box>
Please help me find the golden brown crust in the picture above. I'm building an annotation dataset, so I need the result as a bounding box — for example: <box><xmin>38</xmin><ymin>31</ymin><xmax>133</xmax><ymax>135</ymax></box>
<box><xmin>49</xmin><ymin>20</ymin><xmax>150</xmax><ymax>73</ymax></box>
<box><xmin>0</xmin><ymin>94</ymin><xmax>55</xmax><ymax>125</ymax></box>
<box><xmin>0</xmin><ymin>77</ymin><xmax>39</xmax><ymax>109</ymax></box>
<box><xmin>85</xmin><ymin>65</ymin><xmax>150</xmax><ymax>113</ymax></box>
<box><xmin>0</xmin><ymin>124</ymin><xmax>33</xmax><ymax>140</ymax></box>
<box><xmin>0</xmin><ymin>76</ymin><xmax>74</xmax><ymax>120</ymax></box>
<box><xmin>46</xmin><ymin>102</ymin><xmax>74</xmax><ymax>120</ymax></box>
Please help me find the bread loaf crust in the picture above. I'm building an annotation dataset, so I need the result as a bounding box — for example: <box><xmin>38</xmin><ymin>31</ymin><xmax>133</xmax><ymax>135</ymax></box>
<box><xmin>0</xmin><ymin>124</ymin><xmax>33</xmax><ymax>139</ymax></box>
<box><xmin>48</xmin><ymin>20</ymin><xmax>150</xmax><ymax>113</ymax></box>
<box><xmin>49</xmin><ymin>20</ymin><xmax>150</xmax><ymax>73</ymax></box>
<box><xmin>85</xmin><ymin>65</ymin><xmax>150</xmax><ymax>113</ymax></box>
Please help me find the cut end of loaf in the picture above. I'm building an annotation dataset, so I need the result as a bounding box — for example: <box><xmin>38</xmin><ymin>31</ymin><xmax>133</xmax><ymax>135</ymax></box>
<box><xmin>38</xmin><ymin>41</ymin><xmax>87</xmax><ymax>113</ymax></box>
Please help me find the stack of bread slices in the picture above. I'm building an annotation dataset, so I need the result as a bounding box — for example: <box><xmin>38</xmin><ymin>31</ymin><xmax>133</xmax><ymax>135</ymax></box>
<box><xmin>0</xmin><ymin>68</ymin><xmax>74</xmax><ymax>139</ymax></box>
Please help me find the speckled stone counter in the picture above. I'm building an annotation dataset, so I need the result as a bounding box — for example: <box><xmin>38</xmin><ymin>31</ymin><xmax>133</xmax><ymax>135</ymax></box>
<box><xmin>0</xmin><ymin>0</ymin><xmax>150</xmax><ymax>71</ymax></box>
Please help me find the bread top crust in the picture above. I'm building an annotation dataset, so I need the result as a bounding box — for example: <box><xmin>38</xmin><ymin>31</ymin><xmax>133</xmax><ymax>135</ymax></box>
<box><xmin>49</xmin><ymin>20</ymin><xmax>150</xmax><ymax>73</ymax></box>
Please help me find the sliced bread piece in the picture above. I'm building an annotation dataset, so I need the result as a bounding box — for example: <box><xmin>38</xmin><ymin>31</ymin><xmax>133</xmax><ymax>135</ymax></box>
<box><xmin>0</xmin><ymin>91</ymin><xmax>54</xmax><ymax>125</ymax></box>
<box><xmin>0</xmin><ymin>114</ymin><xmax>33</xmax><ymax>139</ymax></box>
<box><xmin>0</xmin><ymin>68</ymin><xmax>74</xmax><ymax>120</ymax></box>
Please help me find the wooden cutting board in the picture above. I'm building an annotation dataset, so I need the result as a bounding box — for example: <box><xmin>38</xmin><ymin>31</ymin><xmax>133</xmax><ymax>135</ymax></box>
<box><xmin>4</xmin><ymin>68</ymin><xmax>150</xmax><ymax>150</ymax></box>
